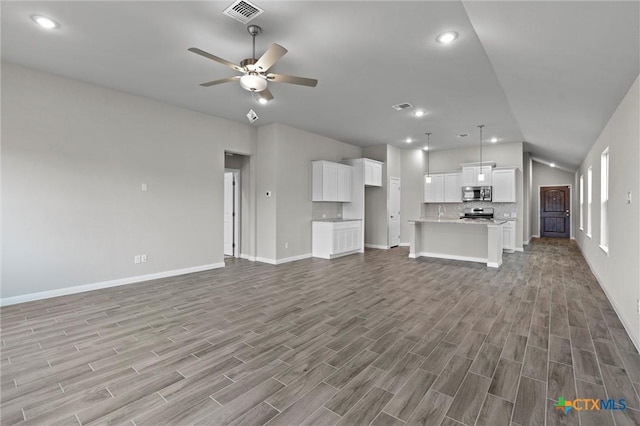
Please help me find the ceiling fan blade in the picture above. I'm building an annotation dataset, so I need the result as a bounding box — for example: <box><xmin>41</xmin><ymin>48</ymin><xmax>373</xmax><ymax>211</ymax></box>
<box><xmin>188</xmin><ymin>47</ymin><xmax>242</xmax><ymax>72</ymax></box>
<box><xmin>254</xmin><ymin>44</ymin><xmax>288</xmax><ymax>72</ymax></box>
<box><xmin>199</xmin><ymin>76</ymin><xmax>241</xmax><ymax>87</ymax></box>
<box><xmin>258</xmin><ymin>87</ymin><xmax>274</xmax><ymax>101</ymax></box>
<box><xmin>267</xmin><ymin>73</ymin><xmax>318</xmax><ymax>87</ymax></box>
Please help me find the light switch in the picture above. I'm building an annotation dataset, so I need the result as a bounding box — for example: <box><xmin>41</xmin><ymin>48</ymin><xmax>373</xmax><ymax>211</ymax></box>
<box><xmin>141</xmin><ymin>183</ymin><xmax>148</xmax><ymax>192</ymax></box>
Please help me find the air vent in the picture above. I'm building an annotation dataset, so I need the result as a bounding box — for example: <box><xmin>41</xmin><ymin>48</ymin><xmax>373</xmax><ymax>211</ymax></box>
<box><xmin>457</xmin><ymin>133</ymin><xmax>469</xmax><ymax>138</ymax></box>
<box><xmin>223</xmin><ymin>0</ymin><xmax>264</xmax><ymax>24</ymax></box>
<box><xmin>391</xmin><ymin>102</ymin><xmax>413</xmax><ymax>111</ymax></box>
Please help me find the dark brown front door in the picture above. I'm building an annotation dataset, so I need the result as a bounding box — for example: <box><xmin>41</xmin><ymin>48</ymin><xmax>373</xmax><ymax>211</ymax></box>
<box><xmin>540</xmin><ymin>186</ymin><xmax>570</xmax><ymax>238</ymax></box>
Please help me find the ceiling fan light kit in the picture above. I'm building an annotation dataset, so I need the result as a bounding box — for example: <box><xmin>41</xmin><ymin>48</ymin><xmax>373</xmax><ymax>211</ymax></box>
<box><xmin>188</xmin><ymin>24</ymin><xmax>317</xmax><ymax>103</ymax></box>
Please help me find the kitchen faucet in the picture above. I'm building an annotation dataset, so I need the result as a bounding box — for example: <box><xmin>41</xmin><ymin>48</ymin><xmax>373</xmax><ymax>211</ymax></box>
<box><xmin>438</xmin><ymin>205</ymin><xmax>446</xmax><ymax>219</ymax></box>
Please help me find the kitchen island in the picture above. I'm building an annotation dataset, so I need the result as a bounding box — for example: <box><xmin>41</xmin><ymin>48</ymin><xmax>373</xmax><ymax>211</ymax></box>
<box><xmin>408</xmin><ymin>218</ymin><xmax>506</xmax><ymax>268</ymax></box>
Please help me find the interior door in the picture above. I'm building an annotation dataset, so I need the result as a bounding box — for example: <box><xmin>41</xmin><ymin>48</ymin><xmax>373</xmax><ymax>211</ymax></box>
<box><xmin>224</xmin><ymin>172</ymin><xmax>234</xmax><ymax>255</ymax></box>
<box><xmin>540</xmin><ymin>186</ymin><xmax>570</xmax><ymax>238</ymax></box>
<box><xmin>389</xmin><ymin>177</ymin><xmax>401</xmax><ymax>247</ymax></box>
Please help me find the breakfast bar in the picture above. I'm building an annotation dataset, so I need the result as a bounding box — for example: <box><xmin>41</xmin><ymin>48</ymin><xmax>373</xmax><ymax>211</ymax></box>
<box><xmin>408</xmin><ymin>218</ymin><xmax>506</xmax><ymax>268</ymax></box>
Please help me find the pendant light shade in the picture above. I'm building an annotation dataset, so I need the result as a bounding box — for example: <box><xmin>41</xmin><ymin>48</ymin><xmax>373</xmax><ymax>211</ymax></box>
<box><xmin>425</xmin><ymin>132</ymin><xmax>432</xmax><ymax>183</ymax></box>
<box><xmin>477</xmin><ymin>125</ymin><xmax>485</xmax><ymax>181</ymax></box>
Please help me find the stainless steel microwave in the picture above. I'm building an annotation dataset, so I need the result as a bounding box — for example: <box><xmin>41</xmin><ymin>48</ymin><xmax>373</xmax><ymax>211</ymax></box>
<box><xmin>462</xmin><ymin>186</ymin><xmax>492</xmax><ymax>202</ymax></box>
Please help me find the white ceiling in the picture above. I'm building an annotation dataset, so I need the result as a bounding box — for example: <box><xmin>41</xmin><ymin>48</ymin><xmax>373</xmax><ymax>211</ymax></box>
<box><xmin>2</xmin><ymin>1</ymin><xmax>638</xmax><ymax>170</ymax></box>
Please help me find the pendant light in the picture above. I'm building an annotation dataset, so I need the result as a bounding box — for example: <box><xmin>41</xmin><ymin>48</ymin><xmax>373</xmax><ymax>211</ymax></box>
<box><xmin>477</xmin><ymin>124</ymin><xmax>485</xmax><ymax>182</ymax></box>
<box><xmin>425</xmin><ymin>132</ymin><xmax>432</xmax><ymax>183</ymax></box>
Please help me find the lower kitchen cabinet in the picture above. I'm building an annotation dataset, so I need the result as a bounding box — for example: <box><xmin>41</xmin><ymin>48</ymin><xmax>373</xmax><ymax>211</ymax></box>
<box><xmin>502</xmin><ymin>220</ymin><xmax>516</xmax><ymax>252</ymax></box>
<box><xmin>312</xmin><ymin>220</ymin><xmax>362</xmax><ymax>259</ymax></box>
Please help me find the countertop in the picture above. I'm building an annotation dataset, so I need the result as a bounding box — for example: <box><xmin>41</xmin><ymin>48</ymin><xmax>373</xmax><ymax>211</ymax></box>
<box><xmin>312</xmin><ymin>218</ymin><xmax>362</xmax><ymax>223</ymax></box>
<box><xmin>409</xmin><ymin>217</ymin><xmax>507</xmax><ymax>226</ymax></box>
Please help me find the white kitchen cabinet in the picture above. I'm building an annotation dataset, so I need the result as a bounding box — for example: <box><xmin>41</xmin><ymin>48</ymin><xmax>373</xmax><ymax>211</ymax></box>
<box><xmin>492</xmin><ymin>168</ymin><xmax>516</xmax><ymax>202</ymax></box>
<box><xmin>312</xmin><ymin>160</ymin><xmax>353</xmax><ymax>202</ymax></box>
<box><xmin>502</xmin><ymin>220</ymin><xmax>516</xmax><ymax>252</ymax></box>
<box><xmin>462</xmin><ymin>165</ymin><xmax>493</xmax><ymax>187</ymax></box>
<box><xmin>424</xmin><ymin>174</ymin><xmax>444</xmax><ymax>203</ymax></box>
<box><xmin>443</xmin><ymin>172</ymin><xmax>462</xmax><ymax>202</ymax></box>
<box><xmin>364</xmin><ymin>159</ymin><xmax>383</xmax><ymax>187</ymax></box>
<box><xmin>312</xmin><ymin>220</ymin><xmax>362</xmax><ymax>259</ymax></box>
<box><xmin>424</xmin><ymin>172</ymin><xmax>461</xmax><ymax>203</ymax></box>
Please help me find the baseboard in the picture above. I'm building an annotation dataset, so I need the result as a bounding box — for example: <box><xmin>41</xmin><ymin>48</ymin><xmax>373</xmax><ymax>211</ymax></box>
<box><xmin>416</xmin><ymin>252</ymin><xmax>487</xmax><ymax>265</ymax></box>
<box><xmin>577</xmin><ymin>244</ymin><xmax>640</xmax><ymax>353</ymax></box>
<box><xmin>255</xmin><ymin>253</ymin><xmax>312</xmax><ymax>265</ymax></box>
<box><xmin>0</xmin><ymin>263</ymin><xmax>225</xmax><ymax>307</ymax></box>
<box><xmin>531</xmin><ymin>234</ymin><xmax>540</xmax><ymax>239</ymax></box>
<box><xmin>515</xmin><ymin>247</ymin><xmax>524</xmax><ymax>252</ymax></box>
<box><xmin>365</xmin><ymin>244</ymin><xmax>389</xmax><ymax>250</ymax></box>
<box><xmin>524</xmin><ymin>236</ymin><xmax>532</xmax><ymax>245</ymax></box>
<box><xmin>240</xmin><ymin>253</ymin><xmax>256</xmax><ymax>261</ymax></box>
<box><xmin>399</xmin><ymin>243</ymin><xmax>410</xmax><ymax>247</ymax></box>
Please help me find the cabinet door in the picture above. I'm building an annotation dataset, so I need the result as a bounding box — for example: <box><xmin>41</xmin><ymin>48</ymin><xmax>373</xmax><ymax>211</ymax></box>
<box><xmin>364</xmin><ymin>162</ymin><xmax>374</xmax><ymax>186</ymax></box>
<box><xmin>492</xmin><ymin>169</ymin><xmax>516</xmax><ymax>202</ymax></box>
<box><xmin>337</xmin><ymin>165</ymin><xmax>352</xmax><ymax>202</ymax></box>
<box><xmin>462</xmin><ymin>167</ymin><xmax>476</xmax><ymax>187</ymax></box>
<box><xmin>444</xmin><ymin>173</ymin><xmax>462</xmax><ymax>202</ymax></box>
<box><xmin>371</xmin><ymin>163</ymin><xmax>382</xmax><ymax>186</ymax></box>
<box><xmin>364</xmin><ymin>161</ymin><xmax>382</xmax><ymax>187</ymax></box>
<box><xmin>502</xmin><ymin>221</ymin><xmax>515</xmax><ymax>251</ymax></box>
<box><xmin>424</xmin><ymin>174</ymin><xmax>444</xmax><ymax>202</ymax></box>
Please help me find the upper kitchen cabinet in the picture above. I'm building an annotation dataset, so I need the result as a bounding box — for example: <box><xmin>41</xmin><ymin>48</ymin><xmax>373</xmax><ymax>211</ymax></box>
<box><xmin>492</xmin><ymin>167</ymin><xmax>517</xmax><ymax>203</ymax></box>
<box><xmin>462</xmin><ymin>165</ymin><xmax>493</xmax><ymax>187</ymax></box>
<box><xmin>312</xmin><ymin>160</ymin><xmax>353</xmax><ymax>202</ymax></box>
<box><xmin>424</xmin><ymin>172</ymin><xmax>461</xmax><ymax>203</ymax></box>
<box><xmin>363</xmin><ymin>159</ymin><xmax>383</xmax><ymax>187</ymax></box>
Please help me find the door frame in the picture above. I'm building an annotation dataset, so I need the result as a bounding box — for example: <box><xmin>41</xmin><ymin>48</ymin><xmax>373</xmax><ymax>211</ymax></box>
<box><xmin>388</xmin><ymin>176</ymin><xmax>401</xmax><ymax>248</ymax></box>
<box><xmin>537</xmin><ymin>184</ymin><xmax>573</xmax><ymax>239</ymax></box>
<box><xmin>224</xmin><ymin>169</ymin><xmax>241</xmax><ymax>257</ymax></box>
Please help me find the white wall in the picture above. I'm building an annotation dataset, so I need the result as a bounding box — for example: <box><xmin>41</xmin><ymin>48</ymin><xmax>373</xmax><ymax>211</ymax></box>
<box><xmin>523</xmin><ymin>152</ymin><xmax>532</xmax><ymax>243</ymax></box>
<box><xmin>256</xmin><ymin>123</ymin><xmax>361</xmax><ymax>263</ymax></box>
<box><xmin>1</xmin><ymin>62</ymin><xmax>257</xmax><ymax>300</ymax></box>
<box><xmin>530</xmin><ymin>161</ymin><xmax>575</xmax><ymax>237</ymax></box>
<box><xmin>575</xmin><ymin>76</ymin><xmax>640</xmax><ymax>349</ymax></box>
<box><xmin>362</xmin><ymin>145</ymin><xmax>388</xmax><ymax>248</ymax></box>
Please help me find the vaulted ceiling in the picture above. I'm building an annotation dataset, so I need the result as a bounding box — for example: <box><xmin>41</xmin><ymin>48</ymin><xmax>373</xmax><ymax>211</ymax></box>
<box><xmin>2</xmin><ymin>1</ymin><xmax>638</xmax><ymax>170</ymax></box>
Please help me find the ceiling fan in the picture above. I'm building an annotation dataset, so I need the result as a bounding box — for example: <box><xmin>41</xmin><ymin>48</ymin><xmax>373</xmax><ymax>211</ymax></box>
<box><xmin>188</xmin><ymin>25</ymin><xmax>318</xmax><ymax>102</ymax></box>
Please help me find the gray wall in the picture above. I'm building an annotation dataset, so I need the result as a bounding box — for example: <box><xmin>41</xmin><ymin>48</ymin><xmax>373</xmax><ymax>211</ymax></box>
<box><xmin>225</xmin><ymin>154</ymin><xmax>254</xmax><ymax>259</ymax></box>
<box><xmin>530</xmin><ymin>161</ymin><xmax>575</xmax><ymax>237</ymax></box>
<box><xmin>523</xmin><ymin>152</ymin><xmax>532</xmax><ymax>243</ymax></box>
<box><xmin>575</xmin><ymin>76</ymin><xmax>639</xmax><ymax>349</ymax></box>
<box><xmin>400</xmin><ymin>149</ymin><xmax>427</xmax><ymax>244</ymax></box>
<box><xmin>256</xmin><ymin>123</ymin><xmax>361</xmax><ymax>262</ymax></box>
<box><xmin>362</xmin><ymin>145</ymin><xmax>388</xmax><ymax>247</ymax></box>
<box><xmin>2</xmin><ymin>62</ymin><xmax>256</xmax><ymax>299</ymax></box>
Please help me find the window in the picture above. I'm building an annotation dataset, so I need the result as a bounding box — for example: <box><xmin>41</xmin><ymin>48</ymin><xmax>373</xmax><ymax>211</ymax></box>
<box><xmin>600</xmin><ymin>148</ymin><xmax>609</xmax><ymax>252</ymax></box>
<box><xmin>579</xmin><ymin>175</ymin><xmax>584</xmax><ymax>230</ymax></box>
<box><xmin>587</xmin><ymin>166</ymin><xmax>592</xmax><ymax>238</ymax></box>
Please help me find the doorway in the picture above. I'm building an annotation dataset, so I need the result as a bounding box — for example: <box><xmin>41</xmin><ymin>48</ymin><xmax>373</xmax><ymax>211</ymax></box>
<box><xmin>539</xmin><ymin>185</ymin><xmax>571</xmax><ymax>238</ymax></box>
<box><xmin>389</xmin><ymin>177</ymin><xmax>401</xmax><ymax>247</ymax></box>
<box><xmin>224</xmin><ymin>170</ymin><xmax>240</xmax><ymax>257</ymax></box>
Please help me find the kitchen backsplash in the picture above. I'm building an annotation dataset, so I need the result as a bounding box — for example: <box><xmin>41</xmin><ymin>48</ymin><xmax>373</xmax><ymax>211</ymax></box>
<box><xmin>423</xmin><ymin>202</ymin><xmax>517</xmax><ymax>219</ymax></box>
<box><xmin>312</xmin><ymin>202</ymin><xmax>343</xmax><ymax>219</ymax></box>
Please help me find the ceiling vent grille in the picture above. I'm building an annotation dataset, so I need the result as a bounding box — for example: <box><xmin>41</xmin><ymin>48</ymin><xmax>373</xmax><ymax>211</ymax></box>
<box><xmin>223</xmin><ymin>0</ymin><xmax>264</xmax><ymax>24</ymax></box>
<box><xmin>391</xmin><ymin>102</ymin><xmax>413</xmax><ymax>111</ymax></box>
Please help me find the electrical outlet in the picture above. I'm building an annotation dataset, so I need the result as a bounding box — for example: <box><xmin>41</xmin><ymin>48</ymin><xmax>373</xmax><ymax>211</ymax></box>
<box><xmin>141</xmin><ymin>254</ymin><xmax>147</xmax><ymax>263</ymax></box>
<box><xmin>134</xmin><ymin>255</ymin><xmax>141</xmax><ymax>264</ymax></box>
<box><xmin>637</xmin><ymin>299</ymin><xmax>640</xmax><ymax>314</ymax></box>
<box><xmin>627</xmin><ymin>191</ymin><xmax>632</xmax><ymax>204</ymax></box>
<box><xmin>141</xmin><ymin>183</ymin><xmax>148</xmax><ymax>192</ymax></box>
<box><xmin>284</xmin><ymin>242</ymin><xmax>288</xmax><ymax>249</ymax></box>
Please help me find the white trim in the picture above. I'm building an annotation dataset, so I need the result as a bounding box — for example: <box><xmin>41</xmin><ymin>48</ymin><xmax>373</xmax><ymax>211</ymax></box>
<box><xmin>399</xmin><ymin>242</ymin><xmax>410</xmax><ymax>247</ymax></box>
<box><xmin>0</xmin><ymin>263</ymin><xmax>225</xmax><ymax>307</ymax></box>
<box><xmin>416</xmin><ymin>251</ymin><xmax>487</xmax><ymax>264</ymax></box>
<box><xmin>240</xmin><ymin>253</ymin><xmax>256</xmax><ymax>261</ymax></box>
<box><xmin>514</xmin><ymin>247</ymin><xmax>524</xmax><ymax>252</ymax></box>
<box><xmin>255</xmin><ymin>253</ymin><xmax>312</xmax><ymax>265</ymax></box>
<box><xmin>599</xmin><ymin>245</ymin><xmax>609</xmax><ymax>255</ymax></box>
<box><xmin>531</xmin><ymin>234</ymin><xmax>540</xmax><ymax>239</ymax></box>
<box><xmin>578</xmin><ymin>245</ymin><xmax>640</xmax><ymax>353</ymax></box>
<box><xmin>524</xmin><ymin>236</ymin><xmax>532</xmax><ymax>245</ymax></box>
<box><xmin>487</xmin><ymin>261</ymin><xmax>501</xmax><ymax>268</ymax></box>
<box><xmin>365</xmin><ymin>244</ymin><xmax>389</xmax><ymax>250</ymax></box>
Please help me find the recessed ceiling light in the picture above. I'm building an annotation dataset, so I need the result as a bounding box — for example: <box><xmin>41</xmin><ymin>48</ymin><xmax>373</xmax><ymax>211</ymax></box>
<box><xmin>405</xmin><ymin>138</ymin><xmax>413</xmax><ymax>144</ymax></box>
<box><xmin>258</xmin><ymin>97</ymin><xmax>268</xmax><ymax>104</ymax></box>
<box><xmin>550</xmin><ymin>163</ymin><xmax>556</xmax><ymax>168</ymax></box>
<box><xmin>414</xmin><ymin>110</ymin><xmax>425</xmax><ymax>117</ymax></box>
<box><xmin>423</xmin><ymin>146</ymin><xmax>429</xmax><ymax>151</ymax></box>
<box><xmin>490</xmin><ymin>137</ymin><xmax>498</xmax><ymax>143</ymax></box>
<box><xmin>31</xmin><ymin>15</ymin><xmax>59</xmax><ymax>29</ymax></box>
<box><xmin>436</xmin><ymin>31</ymin><xmax>458</xmax><ymax>44</ymax></box>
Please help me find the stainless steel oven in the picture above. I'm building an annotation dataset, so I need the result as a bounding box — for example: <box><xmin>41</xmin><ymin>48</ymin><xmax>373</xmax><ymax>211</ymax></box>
<box><xmin>462</xmin><ymin>186</ymin><xmax>492</xmax><ymax>202</ymax></box>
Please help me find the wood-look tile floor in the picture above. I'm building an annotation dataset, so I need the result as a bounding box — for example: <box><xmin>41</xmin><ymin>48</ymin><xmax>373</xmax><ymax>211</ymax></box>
<box><xmin>2</xmin><ymin>239</ymin><xmax>639</xmax><ymax>426</ymax></box>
